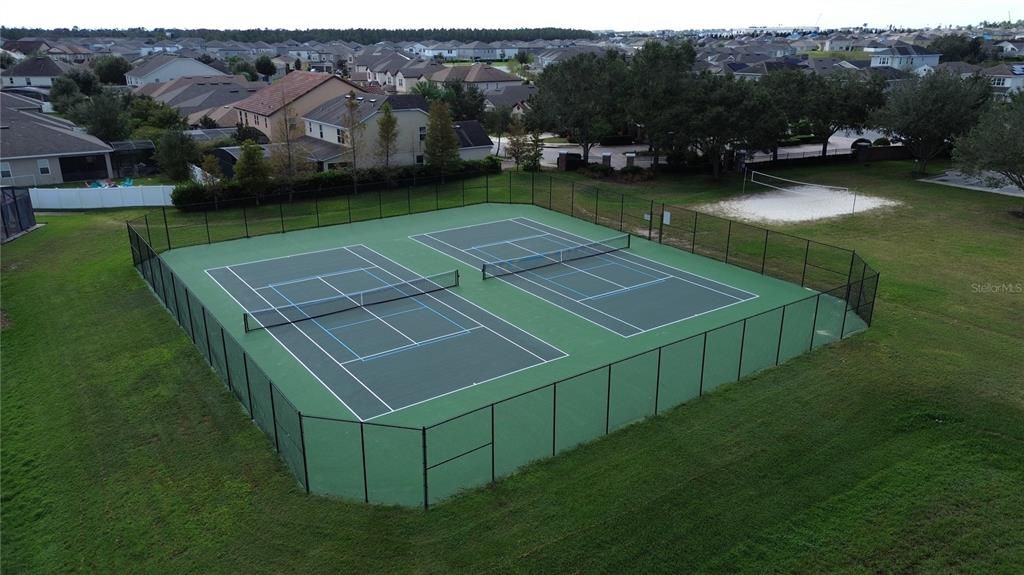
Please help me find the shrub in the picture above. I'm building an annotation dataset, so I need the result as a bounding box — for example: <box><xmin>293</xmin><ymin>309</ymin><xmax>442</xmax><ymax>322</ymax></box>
<box><xmin>873</xmin><ymin>137</ymin><xmax>891</xmax><ymax>147</ymax></box>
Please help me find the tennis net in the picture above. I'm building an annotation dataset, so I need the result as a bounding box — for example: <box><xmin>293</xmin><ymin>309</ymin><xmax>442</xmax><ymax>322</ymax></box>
<box><xmin>482</xmin><ymin>234</ymin><xmax>630</xmax><ymax>279</ymax></box>
<box><xmin>243</xmin><ymin>269</ymin><xmax>460</xmax><ymax>331</ymax></box>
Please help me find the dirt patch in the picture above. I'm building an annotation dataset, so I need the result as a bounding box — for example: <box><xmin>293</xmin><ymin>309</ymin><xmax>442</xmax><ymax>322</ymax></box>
<box><xmin>1</xmin><ymin>309</ymin><xmax>10</xmax><ymax>331</ymax></box>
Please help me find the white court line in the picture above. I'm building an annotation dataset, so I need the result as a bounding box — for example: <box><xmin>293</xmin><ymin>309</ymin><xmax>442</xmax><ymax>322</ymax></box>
<box><xmin>316</xmin><ymin>277</ymin><xmax>416</xmax><ymax>345</ymax></box>
<box><xmin>350</xmin><ymin>244</ymin><xmax>567</xmax><ymax>363</ymax></box>
<box><xmin>513</xmin><ymin>218</ymin><xmax>758</xmax><ymax>301</ymax></box>
<box><xmin>225</xmin><ymin>264</ymin><xmax>394</xmax><ymax>413</ymax></box>
<box><xmin>411</xmin><ymin>217</ymin><xmax>522</xmax><ymax>237</ymax></box>
<box><xmin>344</xmin><ymin>326</ymin><xmax>482</xmax><ymax>365</ymax></box>
<box><xmin>502</xmin><ymin>236</ymin><xmax>632</xmax><ymax>290</ymax></box>
<box><xmin>204</xmin><ymin>244</ymin><xmax>365</xmax><ymax>272</ymax></box>
<box><xmin>264</xmin><ymin>265</ymin><xmax>376</xmax><ymax>290</ymax></box>
<box><xmin>468</xmin><ymin>232</ymin><xmax>551</xmax><ymax>251</ymax></box>
<box><xmin>411</xmin><ymin>233</ymin><xmax>645</xmax><ymax>336</ymax></box>
<box><xmin>578</xmin><ymin>276</ymin><xmax>672</xmax><ymax>302</ymax></box>
<box><xmin>204</xmin><ymin>269</ymin><xmax>368</xmax><ymax>421</ymax></box>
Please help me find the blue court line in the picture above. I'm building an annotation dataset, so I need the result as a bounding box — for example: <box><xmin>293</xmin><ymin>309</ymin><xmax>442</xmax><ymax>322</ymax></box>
<box><xmin>467</xmin><ymin>232</ymin><xmax>551</xmax><ymax>251</ymax></box>
<box><xmin>473</xmin><ymin>244</ymin><xmax>594</xmax><ymax>299</ymax></box>
<box><xmin>358</xmin><ymin>266</ymin><xmax>472</xmax><ymax>332</ymax></box>
<box><xmin>354</xmin><ymin>328</ymin><xmax>476</xmax><ymax>364</ymax></box>
<box><xmin>265</xmin><ymin>284</ymin><xmax>362</xmax><ymax>360</ymax></box>
<box><xmin>579</xmin><ymin>276</ymin><xmax>672</xmax><ymax>302</ymax></box>
<box><xmin>261</xmin><ymin>265</ymin><xmax>376</xmax><ymax>290</ymax></box>
<box><xmin>323</xmin><ymin>303</ymin><xmax>425</xmax><ymax>333</ymax></box>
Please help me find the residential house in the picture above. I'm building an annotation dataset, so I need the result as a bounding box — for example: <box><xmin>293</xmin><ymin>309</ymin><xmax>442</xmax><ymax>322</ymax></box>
<box><xmin>394</xmin><ymin>60</ymin><xmax>445</xmax><ymax>93</ymax></box>
<box><xmin>136</xmin><ymin>75</ymin><xmax>264</xmax><ymax>127</ymax></box>
<box><xmin>823</xmin><ymin>34</ymin><xmax>854</xmax><ymax>52</ymax></box>
<box><xmin>125</xmin><ymin>54</ymin><xmax>229</xmax><ymax>87</ymax></box>
<box><xmin>1</xmin><ymin>56</ymin><xmax>77</xmax><ymax>88</ymax></box>
<box><xmin>457</xmin><ymin>41</ymin><xmax>497</xmax><ymax>61</ymax></box>
<box><xmin>232</xmin><ymin>71</ymin><xmax>367</xmax><ymax>141</ymax></box>
<box><xmin>429</xmin><ymin>63</ymin><xmax>522</xmax><ymax>94</ymax></box>
<box><xmin>982</xmin><ymin>63</ymin><xmax>1024</xmax><ymax>101</ymax></box>
<box><xmin>996</xmin><ymin>41</ymin><xmax>1024</xmax><ymax>55</ymax></box>
<box><xmin>483</xmin><ymin>85</ymin><xmax>537</xmax><ymax>117</ymax></box>
<box><xmin>2</xmin><ymin>38</ymin><xmax>54</xmax><ymax>56</ymax></box>
<box><xmin>869</xmin><ymin>45</ymin><xmax>940</xmax><ymax>72</ymax></box>
<box><xmin>452</xmin><ymin>120</ymin><xmax>493</xmax><ymax>161</ymax></box>
<box><xmin>0</xmin><ymin>92</ymin><xmax>114</xmax><ymax>186</ymax></box>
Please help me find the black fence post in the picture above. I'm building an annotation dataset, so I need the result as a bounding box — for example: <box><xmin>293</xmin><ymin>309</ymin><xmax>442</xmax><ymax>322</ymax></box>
<box><xmin>435</xmin><ymin>182</ymin><xmax>439</xmax><ymax>211</ymax></box>
<box><xmin>691</xmin><ymin>211</ymin><xmax>698</xmax><ymax>253</ymax></box>
<box><xmin>161</xmin><ymin>207</ymin><xmax>171</xmax><ymax>250</ymax></box>
<box><xmin>605</xmin><ymin>366</ymin><xmax>612</xmax><ymax>434</ymax></box>
<box><xmin>278</xmin><ymin>198</ymin><xmax>285</xmax><ymax>232</ymax></box>
<box><xmin>724</xmin><ymin>221</ymin><xmax>733</xmax><ymax>263</ymax></box>
<box><xmin>201</xmin><ymin>307</ymin><xmax>213</xmax><ymax>363</ymax></box>
<box><xmin>508</xmin><ymin>170</ymin><xmax>512</xmax><ymax>202</ymax></box>
<box><xmin>184</xmin><ymin>288</ymin><xmax>196</xmax><ymax>342</ymax></box>
<box><xmin>839</xmin><ymin>284</ymin><xmax>850</xmax><ymax>338</ymax></box>
<box><xmin>407</xmin><ymin>186</ymin><xmax>412</xmax><ymax>214</ymax></box>
<box><xmin>775</xmin><ymin>305</ymin><xmax>787</xmax><ymax>365</ymax></box>
<box><xmin>169</xmin><ymin>271</ymin><xmax>182</xmax><ymax>326</ymax></box>
<box><xmin>220</xmin><ymin>328</ymin><xmax>231</xmax><ymax>391</ymax></box>
<box><xmin>204</xmin><ymin>209</ymin><xmax>211</xmax><ymax>244</ymax></box>
<box><xmin>657</xmin><ymin>203</ymin><xmax>665</xmax><ymax>243</ymax></box>
<box><xmin>243</xmin><ymin>353</ymin><xmax>254</xmax><ymax>417</ymax></box>
<box><xmin>737</xmin><ymin>318</ymin><xmax>748</xmax><ymax>380</ymax></box>
<box><xmin>647</xmin><ymin>200</ymin><xmax>654</xmax><ymax>239</ymax></box>
<box><xmin>422</xmin><ymin>427</ymin><xmax>429</xmax><ymax>510</ymax></box>
<box><xmin>867</xmin><ymin>274</ymin><xmax>880</xmax><ymax>326</ymax></box>
<box><xmin>242</xmin><ymin>206</ymin><xmax>249</xmax><ymax>238</ymax></box>
<box><xmin>618</xmin><ymin>195</ymin><xmax>624</xmax><ymax>231</ymax></box>
<box><xmin>360</xmin><ymin>422</ymin><xmax>369</xmax><ymax>503</ymax></box>
<box><xmin>760</xmin><ymin>229</ymin><xmax>769</xmax><ymax>274</ymax></box>
<box><xmin>144</xmin><ymin>213</ymin><xmax>154</xmax><ymax>247</ymax></box>
<box><xmin>490</xmin><ymin>403</ymin><xmax>496</xmax><ymax>482</ymax></box>
<box><xmin>485</xmin><ymin>174</ymin><xmax>489</xmax><ymax>201</ymax></box>
<box><xmin>551</xmin><ymin>384</ymin><xmax>557</xmax><ymax>456</ymax></box>
<box><xmin>800</xmin><ymin>241</ymin><xmax>810</xmax><ymax>287</ymax></box>
<box><xmin>299</xmin><ymin>413</ymin><xmax>310</xmax><ymax>494</ymax></box>
<box><xmin>548</xmin><ymin>174</ymin><xmax>552</xmax><ymax>208</ymax></box>
<box><xmin>346</xmin><ymin>193</ymin><xmax>352</xmax><ymax>224</ymax></box>
<box><xmin>809</xmin><ymin>295</ymin><xmax>821</xmax><ymax>351</ymax></box>
<box><xmin>269</xmin><ymin>380</ymin><xmax>280</xmax><ymax>452</ymax></box>
<box><xmin>594</xmin><ymin>191</ymin><xmax>600</xmax><ymax>224</ymax></box>
<box><xmin>570</xmin><ymin>182</ymin><xmax>575</xmax><ymax>216</ymax></box>
<box><xmin>377</xmin><ymin>190</ymin><xmax>382</xmax><ymax>219</ymax></box>
<box><xmin>314</xmin><ymin>195</ymin><xmax>320</xmax><ymax>228</ymax></box>
<box><xmin>699</xmin><ymin>332</ymin><xmax>708</xmax><ymax>396</ymax></box>
<box><xmin>654</xmin><ymin>347</ymin><xmax>662</xmax><ymax>415</ymax></box>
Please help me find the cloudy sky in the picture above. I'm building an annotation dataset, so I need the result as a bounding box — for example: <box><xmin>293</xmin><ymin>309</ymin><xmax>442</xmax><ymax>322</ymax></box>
<box><xmin>3</xmin><ymin>0</ymin><xmax>1018</xmax><ymax>31</ymax></box>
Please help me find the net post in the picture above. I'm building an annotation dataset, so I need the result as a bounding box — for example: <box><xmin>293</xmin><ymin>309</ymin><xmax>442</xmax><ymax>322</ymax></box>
<box><xmin>724</xmin><ymin>220</ymin><xmax>732</xmax><ymax>263</ymax></box>
<box><xmin>204</xmin><ymin>209</ymin><xmax>211</xmax><ymax>244</ymax></box>
<box><xmin>144</xmin><ymin>213</ymin><xmax>153</xmax><ymax>246</ymax></box>
<box><xmin>269</xmin><ymin>379</ymin><xmax>279</xmax><ymax>452</ymax></box>
<box><xmin>809</xmin><ymin>294</ymin><xmax>821</xmax><ymax>351</ymax></box>
<box><xmin>800</xmin><ymin>240</ymin><xmax>810</xmax><ymax>287</ymax></box>
<box><xmin>775</xmin><ymin>305</ymin><xmax>787</xmax><ymax>365</ymax></box>
<box><xmin>422</xmin><ymin>427</ymin><xmax>429</xmax><ymax>510</ymax></box>
<box><xmin>699</xmin><ymin>332</ymin><xmax>708</xmax><ymax>396</ymax></box>
<box><xmin>161</xmin><ymin>207</ymin><xmax>171</xmax><ymax>250</ymax></box>
<box><xmin>737</xmin><ymin>318</ymin><xmax>747</xmax><ymax>380</ymax></box>
<box><xmin>243</xmin><ymin>313</ymin><xmax>250</xmax><ymax>332</ymax></box>
<box><xmin>242</xmin><ymin>205</ymin><xmax>249</xmax><ymax>237</ymax></box>
<box><xmin>626</xmin><ymin>234</ymin><xmax>631</xmax><ymax>249</ymax></box>
<box><xmin>299</xmin><ymin>413</ymin><xmax>310</xmax><ymax>494</ymax></box>
<box><xmin>760</xmin><ymin>229</ymin><xmax>769</xmax><ymax>274</ymax></box>
<box><xmin>359</xmin><ymin>422</ymin><xmax>369</xmax><ymax>503</ymax></box>
<box><xmin>604</xmin><ymin>366</ymin><xmax>612</xmax><ymax>434</ymax></box>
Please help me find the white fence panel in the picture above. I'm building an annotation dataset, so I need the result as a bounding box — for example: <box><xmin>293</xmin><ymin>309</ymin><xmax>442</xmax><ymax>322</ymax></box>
<box><xmin>29</xmin><ymin>185</ymin><xmax>174</xmax><ymax>209</ymax></box>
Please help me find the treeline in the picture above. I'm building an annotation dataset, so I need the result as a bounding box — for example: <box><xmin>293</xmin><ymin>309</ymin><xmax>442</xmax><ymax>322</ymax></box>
<box><xmin>0</xmin><ymin>27</ymin><xmax>595</xmax><ymax>44</ymax></box>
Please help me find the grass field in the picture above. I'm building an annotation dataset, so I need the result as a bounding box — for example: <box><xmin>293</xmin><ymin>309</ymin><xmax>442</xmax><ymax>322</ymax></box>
<box><xmin>3</xmin><ymin>161</ymin><xmax>1023</xmax><ymax>573</ymax></box>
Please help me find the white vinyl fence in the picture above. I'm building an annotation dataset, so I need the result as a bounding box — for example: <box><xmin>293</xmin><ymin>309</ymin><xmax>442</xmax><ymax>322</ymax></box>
<box><xmin>29</xmin><ymin>185</ymin><xmax>174</xmax><ymax>209</ymax></box>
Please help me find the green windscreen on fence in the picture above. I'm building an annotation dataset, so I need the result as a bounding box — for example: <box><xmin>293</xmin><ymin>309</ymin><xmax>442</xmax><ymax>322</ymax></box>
<box><xmin>362</xmin><ymin>424</ymin><xmax>423</xmax><ymax>506</ymax></box>
<box><xmin>187</xmin><ymin>292</ymin><xmax>211</xmax><ymax>363</ymax></box>
<box><xmin>740</xmin><ymin>307</ymin><xmax>784</xmax><ymax>378</ymax></box>
<box><xmin>554</xmin><ymin>369</ymin><xmax>608</xmax><ymax>453</ymax></box>
<box><xmin>271</xmin><ymin>386</ymin><xmax>307</xmax><ymax>490</ymax></box>
<box><xmin>245</xmin><ymin>355</ymin><xmax>276</xmax><ymax>444</ymax></box>
<box><xmin>701</xmin><ymin>322</ymin><xmax>744</xmax><ymax>393</ymax></box>
<box><xmin>426</xmin><ymin>408</ymin><xmax>491</xmax><ymax>504</ymax></box>
<box><xmin>302</xmin><ymin>417</ymin><xmax>365</xmax><ymax>500</ymax></box>
<box><xmin>778</xmin><ymin>296</ymin><xmax>817</xmax><ymax>362</ymax></box>
<box><xmin>656</xmin><ymin>336</ymin><xmax>704</xmax><ymax>412</ymax></box>
<box><xmin>608</xmin><ymin>350</ymin><xmax>660</xmax><ymax>431</ymax></box>
<box><xmin>223</xmin><ymin>333</ymin><xmax>251</xmax><ymax>415</ymax></box>
<box><xmin>493</xmin><ymin>387</ymin><xmax>554</xmax><ymax>478</ymax></box>
<box><xmin>813</xmin><ymin>287</ymin><xmax>848</xmax><ymax>349</ymax></box>
<box><xmin>206</xmin><ymin>314</ymin><xmax>229</xmax><ymax>383</ymax></box>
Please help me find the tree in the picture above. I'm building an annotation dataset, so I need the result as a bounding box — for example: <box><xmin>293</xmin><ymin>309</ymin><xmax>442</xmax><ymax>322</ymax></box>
<box><xmin>155</xmin><ymin>130</ymin><xmax>200</xmax><ymax>182</ymax></box>
<box><xmin>530</xmin><ymin>51</ymin><xmax>628</xmax><ymax>162</ymax></box>
<box><xmin>230</xmin><ymin>59</ymin><xmax>258</xmax><ymax>81</ymax></box>
<box><xmin>514</xmin><ymin>51</ymin><xmax>531</xmax><ymax>65</ymax></box>
<box><xmin>627</xmin><ymin>41</ymin><xmax>695</xmax><ymax>170</ymax></box>
<box><xmin>294</xmin><ymin>57</ymin><xmax>302</xmax><ymax>71</ymax></box>
<box><xmin>954</xmin><ymin>94</ymin><xmax>1024</xmax><ymax>210</ymax></box>
<box><xmin>70</xmin><ymin>92</ymin><xmax>129</xmax><ymax>142</ymax></box>
<box><xmin>375</xmin><ymin>102</ymin><xmax>398</xmax><ymax>170</ymax></box>
<box><xmin>676</xmin><ymin>73</ymin><xmax>754</xmax><ymax>179</ymax></box>
<box><xmin>928</xmin><ymin>34</ymin><xmax>986</xmax><ymax>63</ymax></box>
<box><xmin>873</xmin><ymin>71</ymin><xmax>991</xmax><ymax>173</ymax></box>
<box><xmin>197</xmin><ymin>115</ymin><xmax>219</xmax><ymax>129</ymax></box>
<box><xmin>254</xmin><ymin>55</ymin><xmax>276</xmax><ymax>80</ymax></box>
<box><xmin>271</xmin><ymin>90</ymin><xmax>313</xmax><ymax>189</ymax></box>
<box><xmin>91</xmin><ymin>55</ymin><xmax>131</xmax><ymax>85</ymax></box>
<box><xmin>127</xmin><ymin>94</ymin><xmax>184</xmax><ymax>133</ymax></box>
<box><xmin>0</xmin><ymin>52</ymin><xmax>14</xmax><ymax>70</ymax></box>
<box><xmin>505</xmin><ymin>117</ymin><xmax>529</xmax><ymax>168</ymax></box>
<box><xmin>802</xmin><ymin>71</ymin><xmax>886</xmax><ymax>157</ymax></box>
<box><xmin>442</xmin><ymin>80</ymin><xmax>485</xmax><ymax>121</ymax></box>
<box><xmin>234</xmin><ymin>124</ymin><xmax>264</xmax><ymax>144</ymax></box>
<box><xmin>50</xmin><ymin>76</ymin><xmax>84</xmax><ymax>114</ymax></box>
<box><xmin>341</xmin><ymin>91</ymin><xmax>366</xmax><ymax>191</ymax></box>
<box><xmin>196</xmin><ymin>53</ymin><xmax>214</xmax><ymax>64</ymax></box>
<box><xmin>234</xmin><ymin>139</ymin><xmax>270</xmax><ymax>195</ymax></box>
<box><xmin>65</xmin><ymin>67</ymin><xmax>100</xmax><ymax>96</ymax></box>
<box><xmin>484</xmin><ymin>105</ymin><xmax>514</xmax><ymax>157</ymax></box>
<box><xmin>524</xmin><ymin>132</ymin><xmax>544</xmax><ymax>171</ymax></box>
<box><xmin>411</xmin><ymin>80</ymin><xmax>444</xmax><ymax>102</ymax></box>
<box><xmin>336</xmin><ymin>59</ymin><xmax>350</xmax><ymax>77</ymax></box>
<box><xmin>199</xmin><ymin>153</ymin><xmax>223</xmax><ymax>186</ymax></box>
<box><xmin>424</xmin><ymin>100</ymin><xmax>460</xmax><ymax>173</ymax></box>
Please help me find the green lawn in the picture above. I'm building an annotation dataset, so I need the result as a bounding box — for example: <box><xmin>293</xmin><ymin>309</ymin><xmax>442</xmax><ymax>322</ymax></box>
<box><xmin>3</xmin><ymin>161</ymin><xmax>1023</xmax><ymax>573</ymax></box>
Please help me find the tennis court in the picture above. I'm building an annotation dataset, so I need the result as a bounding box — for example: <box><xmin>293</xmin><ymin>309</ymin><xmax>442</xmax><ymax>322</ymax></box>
<box><xmin>413</xmin><ymin>217</ymin><xmax>758</xmax><ymax>337</ymax></box>
<box><xmin>206</xmin><ymin>244</ymin><xmax>565</xmax><ymax>420</ymax></box>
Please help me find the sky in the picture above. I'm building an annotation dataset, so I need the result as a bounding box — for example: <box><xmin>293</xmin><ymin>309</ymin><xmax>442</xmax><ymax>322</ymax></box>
<box><xmin>2</xmin><ymin>0</ymin><xmax>1019</xmax><ymax>32</ymax></box>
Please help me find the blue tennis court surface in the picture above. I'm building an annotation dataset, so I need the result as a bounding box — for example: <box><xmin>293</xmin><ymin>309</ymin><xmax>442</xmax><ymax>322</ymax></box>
<box><xmin>206</xmin><ymin>244</ymin><xmax>565</xmax><ymax>420</ymax></box>
<box><xmin>412</xmin><ymin>217</ymin><xmax>758</xmax><ymax>337</ymax></box>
